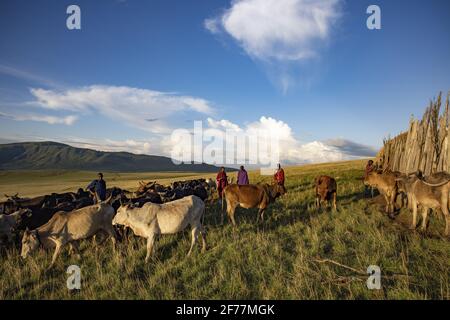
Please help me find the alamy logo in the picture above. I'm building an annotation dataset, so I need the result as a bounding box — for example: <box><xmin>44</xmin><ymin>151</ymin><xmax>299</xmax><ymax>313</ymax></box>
<box><xmin>66</xmin><ymin>5</ymin><xmax>81</xmax><ymax>30</ymax></box>
<box><xmin>366</xmin><ymin>265</ymin><xmax>381</xmax><ymax>290</ymax></box>
<box><xmin>367</xmin><ymin>5</ymin><xmax>381</xmax><ymax>30</ymax></box>
<box><xmin>66</xmin><ymin>265</ymin><xmax>81</xmax><ymax>290</ymax></box>
<box><xmin>170</xmin><ymin>120</ymin><xmax>281</xmax><ymax>175</ymax></box>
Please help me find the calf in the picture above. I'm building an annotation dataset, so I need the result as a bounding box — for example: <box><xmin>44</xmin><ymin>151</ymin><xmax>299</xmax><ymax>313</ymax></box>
<box><xmin>314</xmin><ymin>175</ymin><xmax>337</xmax><ymax>211</ymax></box>
<box><xmin>113</xmin><ymin>195</ymin><xmax>206</xmax><ymax>262</ymax></box>
<box><xmin>364</xmin><ymin>171</ymin><xmax>398</xmax><ymax>217</ymax></box>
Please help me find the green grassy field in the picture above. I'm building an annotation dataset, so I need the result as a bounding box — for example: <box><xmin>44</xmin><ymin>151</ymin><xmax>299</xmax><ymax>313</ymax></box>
<box><xmin>0</xmin><ymin>160</ymin><xmax>449</xmax><ymax>299</ymax></box>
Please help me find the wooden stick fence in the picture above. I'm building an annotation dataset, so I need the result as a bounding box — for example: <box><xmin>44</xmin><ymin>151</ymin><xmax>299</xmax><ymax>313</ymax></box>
<box><xmin>376</xmin><ymin>92</ymin><xmax>450</xmax><ymax>176</ymax></box>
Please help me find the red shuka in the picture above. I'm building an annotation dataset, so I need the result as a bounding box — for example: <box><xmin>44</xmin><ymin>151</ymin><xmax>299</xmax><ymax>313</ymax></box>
<box><xmin>274</xmin><ymin>168</ymin><xmax>285</xmax><ymax>186</ymax></box>
<box><xmin>216</xmin><ymin>171</ymin><xmax>228</xmax><ymax>197</ymax></box>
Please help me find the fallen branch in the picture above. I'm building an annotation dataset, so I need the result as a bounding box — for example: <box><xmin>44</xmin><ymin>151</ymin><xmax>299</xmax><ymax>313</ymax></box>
<box><xmin>313</xmin><ymin>258</ymin><xmax>411</xmax><ymax>284</ymax></box>
<box><xmin>313</xmin><ymin>258</ymin><xmax>366</xmax><ymax>275</ymax></box>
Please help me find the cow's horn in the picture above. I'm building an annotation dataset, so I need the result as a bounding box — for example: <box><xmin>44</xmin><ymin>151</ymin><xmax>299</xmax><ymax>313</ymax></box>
<box><xmin>420</xmin><ymin>179</ymin><xmax>450</xmax><ymax>187</ymax></box>
<box><xmin>103</xmin><ymin>194</ymin><xmax>114</xmax><ymax>204</ymax></box>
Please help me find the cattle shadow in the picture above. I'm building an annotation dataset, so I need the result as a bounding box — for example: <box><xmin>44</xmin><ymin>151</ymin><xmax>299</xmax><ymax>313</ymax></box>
<box><xmin>214</xmin><ymin>188</ymin><xmax>389</xmax><ymax>234</ymax></box>
<box><xmin>336</xmin><ymin>191</ymin><xmax>368</xmax><ymax>205</ymax></box>
<box><xmin>212</xmin><ymin>200</ymin><xmax>316</xmax><ymax>233</ymax></box>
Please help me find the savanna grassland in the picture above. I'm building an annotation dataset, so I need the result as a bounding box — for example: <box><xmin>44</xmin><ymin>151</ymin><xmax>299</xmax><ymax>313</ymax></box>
<box><xmin>0</xmin><ymin>160</ymin><xmax>449</xmax><ymax>299</ymax></box>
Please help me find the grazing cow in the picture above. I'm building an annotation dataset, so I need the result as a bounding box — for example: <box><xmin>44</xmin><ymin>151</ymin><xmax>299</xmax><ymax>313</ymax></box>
<box><xmin>136</xmin><ymin>181</ymin><xmax>159</xmax><ymax>196</ymax></box>
<box><xmin>13</xmin><ymin>195</ymin><xmax>51</xmax><ymax>209</ymax></box>
<box><xmin>315</xmin><ymin>175</ymin><xmax>337</xmax><ymax>211</ymax></box>
<box><xmin>0</xmin><ymin>209</ymin><xmax>32</xmax><ymax>244</ymax></box>
<box><xmin>21</xmin><ymin>200</ymin><xmax>117</xmax><ymax>268</ymax></box>
<box><xmin>206</xmin><ymin>178</ymin><xmax>216</xmax><ymax>190</ymax></box>
<box><xmin>364</xmin><ymin>171</ymin><xmax>399</xmax><ymax>217</ymax></box>
<box><xmin>396</xmin><ymin>174</ymin><xmax>450</xmax><ymax>236</ymax></box>
<box><xmin>193</xmin><ymin>185</ymin><xmax>208</xmax><ymax>201</ymax></box>
<box><xmin>222</xmin><ymin>183</ymin><xmax>286</xmax><ymax>226</ymax></box>
<box><xmin>0</xmin><ymin>195</ymin><xmax>42</xmax><ymax>215</ymax></box>
<box><xmin>113</xmin><ymin>195</ymin><xmax>206</xmax><ymax>262</ymax></box>
<box><xmin>16</xmin><ymin>206</ymin><xmax>65</xmax><ymax>231</ymax></box>
<box><xmin>0</xmin><ymin>199</ymin><xmax>17</xmax><ymax>215</ymax></box>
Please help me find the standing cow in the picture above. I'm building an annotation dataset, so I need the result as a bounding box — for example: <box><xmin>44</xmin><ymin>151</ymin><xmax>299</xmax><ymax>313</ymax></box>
<box><xmin>21</xmin><ymin>200</ymin><xmax>117</xmax><ymax>268</ymax></box>
<box><xmin>206</xmin><ymin>178</ymin><xmax>217</xmax><ymax>190</ymax></box>
<box><xmin>364</xmin><ymin>171</ymin><xmax>398</xmax><ymax>218</ymax></box>
<box><xmin>315</xmin><ymin>175</ymin><xmax>337</xmax><ymax>211</ymax></box>
<box><xmin>113</xmin><ymin>195</ymin><xmax>206</xmax><ymax>262</ymax></box>
<box><xmin>396</xmin><ymin>174</ymin><xmax>450</xmax><ymax>236</ymax></box>
<box><xmin>0</xmin><ymin>209</ymin><xmax>32</xmax><ymax>245</ymax></box>
<box><xmin>222</xmin><ymin>183</ymin><xmax>286</xmax><ymax>226</ymax></box>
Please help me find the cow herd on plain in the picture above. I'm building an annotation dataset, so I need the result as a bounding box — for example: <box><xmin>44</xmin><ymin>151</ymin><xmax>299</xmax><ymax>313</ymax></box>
<box><xmin>1</xmin><ymin>166</ymin><xmax>449</xmax><ymax>269</ymax></box>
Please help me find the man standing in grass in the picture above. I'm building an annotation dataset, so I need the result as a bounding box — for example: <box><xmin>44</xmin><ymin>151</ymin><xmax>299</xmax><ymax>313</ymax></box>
<box><xmin>216</xmin><ymin>167</ymin><xmax>228</xmax><ymax>201</ymax></box>
<box><xmin>86</xmin><ymin>172</ymin><xmax>107</xmax><ymax>203</ymax></box>
<box><xmin>237</xmin><ymin>165</ymin><xmax>249</xmax><ymax>185</ymax></box>
<box><xmin>364</xmin><ymin>160</ymin><xmax>375</xmax><ymax>198</ymax></box>
<box><xmin>274</xmin><ymin>163</ymin><xmax>285</xmax><ymax>187</ymax></box>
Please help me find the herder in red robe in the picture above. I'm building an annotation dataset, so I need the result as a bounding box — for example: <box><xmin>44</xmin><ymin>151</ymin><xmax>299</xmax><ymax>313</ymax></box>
<box><xmin>216</xmin><ymin>167</ymin><xmax>228</xmax><ymax>198</ymax></box>
<box><xmin>274</xmin><ymin>163</ymin><xmax>285</xmax><ymax>187</ymax></box>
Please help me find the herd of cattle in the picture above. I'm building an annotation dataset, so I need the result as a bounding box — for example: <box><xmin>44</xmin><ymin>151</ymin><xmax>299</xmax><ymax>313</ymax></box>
<box><xmin>0</xmin><ymin>178</ymin><xmax>217</xmax><ymax>266</ymax></box>
<box><xmin>312</xmin><ymin>170</ymin><xmax>450</xmax><ymax>237</ymax></box>
<box><xmin>1</xmin><ymin>168</ymin><xmax>449</xmax><ymax>268</ymax></box>
<box><xmin>0</xmin><ymin>176</ymin><xmax>287</xmax><ymax>268</ymax></box>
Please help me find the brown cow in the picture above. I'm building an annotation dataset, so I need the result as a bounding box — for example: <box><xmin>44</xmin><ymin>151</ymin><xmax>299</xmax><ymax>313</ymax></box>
<box><xmin>222</xmin><ymin>183</ymin><xmax>286</xmax><ymax>226</ymax></box>
<box><xmin>364</xmin><ymin>171</ymin><xmax>398</xmax><ymax>217</ymax></box>
<box><xmin>315</xmin><ymin>175</ymin><xmax>337</xmax><ymax>211</ymax></box>
<box><xmin>396</xmin><ymin>174</ymin><xmax>450</xmax><ymax>236</ymax></box>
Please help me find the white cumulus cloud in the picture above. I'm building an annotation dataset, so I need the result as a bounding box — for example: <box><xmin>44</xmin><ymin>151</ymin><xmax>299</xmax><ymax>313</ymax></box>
<box><xmin>205</xmin><ymin>0</ymin><xmax>343</xmax><ymax>91</ymax></box>
<box><xmin>205</xmin><ymin>0</ymin><xmax>342</xmax><ymax>61</ymax></box>
<box><xmin>169</xmin><ymin>116</ymin><xmax>374</xmax><ymax>167</ymax></box>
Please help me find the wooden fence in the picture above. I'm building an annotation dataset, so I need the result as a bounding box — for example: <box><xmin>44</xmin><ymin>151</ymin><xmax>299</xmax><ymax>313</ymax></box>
<box><xmin>376</xmin><ymin>92</ymin><xmax>450</xmax><ymax>175</ymax></box>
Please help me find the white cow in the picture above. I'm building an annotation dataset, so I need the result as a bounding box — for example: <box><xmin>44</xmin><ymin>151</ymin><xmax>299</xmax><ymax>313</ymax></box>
<box><xmin>113</xmin><ymin>195</ymin><xmax>206</xmax><ymax>262</ymax></box>
<box><xmin>21</xmin><ymin>200</ymin><xmax>117</xmax><ymax>268</ymax></box>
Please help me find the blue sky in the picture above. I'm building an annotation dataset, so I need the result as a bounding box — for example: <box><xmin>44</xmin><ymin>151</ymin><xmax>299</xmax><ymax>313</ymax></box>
<box><xmin>1</xmin><ymin>0</ymin><xmax>449</xmax><ymax>164</ymax></box>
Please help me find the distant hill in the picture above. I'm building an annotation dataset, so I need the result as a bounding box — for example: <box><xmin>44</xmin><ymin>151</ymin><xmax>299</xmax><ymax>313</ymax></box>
<box><xmin>0</xmin><ymin>141</ymin><xmax>229</xmax><ymax>172</ymax></box>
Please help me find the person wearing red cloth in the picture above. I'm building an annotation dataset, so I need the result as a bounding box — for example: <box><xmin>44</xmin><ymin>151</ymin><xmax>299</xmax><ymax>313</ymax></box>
<box><xmin>274</xmin><ymin>163</ymin><xmax>285</xmax><ymax>187</ymax></box>
<box><xmin>216</xmin><ymin>167</ymin><xmax>228</xmax><ymax>198</ymax></box>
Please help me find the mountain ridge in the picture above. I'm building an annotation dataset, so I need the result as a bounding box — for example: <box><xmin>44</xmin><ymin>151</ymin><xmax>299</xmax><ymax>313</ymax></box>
<box><xmin>0</xmin><ymin>141</ymin><xmax>229</xmax><ymax>172</ymax></box>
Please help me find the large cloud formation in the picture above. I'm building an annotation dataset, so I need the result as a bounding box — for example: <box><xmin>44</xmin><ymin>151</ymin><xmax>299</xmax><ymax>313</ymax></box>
<box><xmin>205</xmin><ymin>0</ymin><xmax>342</xmax><ymax>91</ymax></box>
<box><xmin>169</xmin><ymin>116</ymin><xmax>376</xmax><ymax>167</ymax></box>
